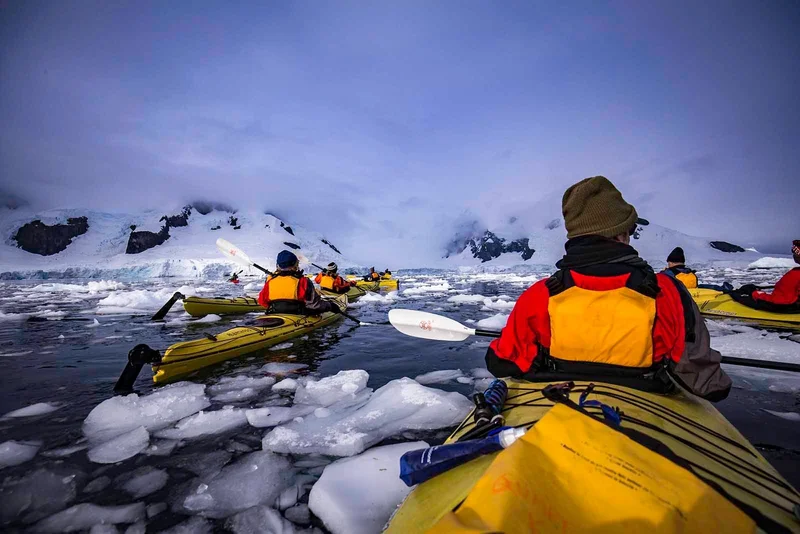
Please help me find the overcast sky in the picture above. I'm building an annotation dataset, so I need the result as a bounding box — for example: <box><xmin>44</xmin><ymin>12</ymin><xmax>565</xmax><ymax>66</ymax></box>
<box><xmin>1</xmin><ymin>0</ymin><xmax>798</xmax><ymax>259</ymax></box>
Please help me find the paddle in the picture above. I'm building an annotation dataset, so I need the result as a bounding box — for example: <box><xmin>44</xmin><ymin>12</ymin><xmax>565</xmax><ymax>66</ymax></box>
<box><xmin>151</xmin><ymin>291</ymin><xmax>186</xmax><ymax>321</ymax></box>
<box><xmin>216</xmin><ymin>238</ymin><xmax>273</xmax><ymax>275</ymax></box>
<box><xmin>388</xmin><ymin>309</ymin><xmax>800</xmax><ymax>374</ymax></box>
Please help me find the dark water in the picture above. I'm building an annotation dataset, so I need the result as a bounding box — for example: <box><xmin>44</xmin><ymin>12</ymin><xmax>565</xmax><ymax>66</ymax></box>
<box><xmin>0</xmin><ymin>268</ymin><xmax>798</xmax><ymax>532</ymax></box>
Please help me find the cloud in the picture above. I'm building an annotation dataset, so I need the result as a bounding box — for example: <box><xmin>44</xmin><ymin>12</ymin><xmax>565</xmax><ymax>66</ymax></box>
<box><xmin>1</xmin><ymin>1</ymin><xmax>798</xmax><ymax>263</ymax></box>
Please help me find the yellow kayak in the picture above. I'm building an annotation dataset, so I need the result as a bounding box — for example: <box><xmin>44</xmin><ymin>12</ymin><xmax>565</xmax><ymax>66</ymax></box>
<box><xmin>387</xmin><ymin>379</ymin><xmax>800</xmax><ymax>533</ymax></box>
<box><xmin>153</xmin><ymin>295</ymin><xmax>346</xmax><ymax>384</ymax></box>
<box><xmin>345</xmin><ymin>276</ymin><xmax>399</xmax><ymax>290</ymax></box>
<box><xmin>183</xmin><ymin>285</ymin><xmax>366</xmax><ymax>317</ymax></box>
<box><xmin>690</xmin><ymin>289</ymin><xmax>800</xmax><ymax>328</ymax></box>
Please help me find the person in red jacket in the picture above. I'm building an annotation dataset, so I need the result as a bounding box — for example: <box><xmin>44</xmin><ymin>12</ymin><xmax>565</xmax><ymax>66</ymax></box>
<box><xmin>736</xmin><ymin>240</ymin><xmax>800</xmax><ymax>308</ymax></box>
<box><xmin>258</xmin><ymin>251</ymin><xmax>341</xmax><ymax>315</ymax></box>
<box><xmin>314</xmin><ymin>262</ymin><xmax>356</xmax><ymax>294</ymax></box>
<box><xmin>485</xmin><ymin>176</ymin><xmax>731</xmax><ymax>401</ymax></box>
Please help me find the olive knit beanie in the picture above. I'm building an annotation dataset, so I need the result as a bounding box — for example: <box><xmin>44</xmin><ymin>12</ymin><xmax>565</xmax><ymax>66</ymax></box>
<box><xmin>562</xmin><ymin>176</ymin><xmax>638</xmax><ymax>239</ymax></box>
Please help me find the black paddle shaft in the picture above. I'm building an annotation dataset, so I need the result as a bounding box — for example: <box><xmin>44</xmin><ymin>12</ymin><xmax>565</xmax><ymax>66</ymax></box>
<box><xmin>113</xmin><ymin>344</ymin><xmax>163</xmax><ymax>395</ymax></box>
<box><xmin>151</xmin><ymin>292</ymin><xmax>185</xmax><ymax>321</ymax></box>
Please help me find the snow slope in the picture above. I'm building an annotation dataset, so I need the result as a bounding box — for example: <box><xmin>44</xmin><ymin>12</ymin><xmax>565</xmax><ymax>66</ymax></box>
<box><xmin>0</xmin><ymin>207</ymin><xmax>354</xmax><ymax>279</ymax></box>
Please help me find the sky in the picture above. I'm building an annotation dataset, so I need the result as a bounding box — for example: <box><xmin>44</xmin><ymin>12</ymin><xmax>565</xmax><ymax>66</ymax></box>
<box><xmin>1</xmin><ymin>0</ymin><xmax>798</xmax><ymax>264</ymax></box>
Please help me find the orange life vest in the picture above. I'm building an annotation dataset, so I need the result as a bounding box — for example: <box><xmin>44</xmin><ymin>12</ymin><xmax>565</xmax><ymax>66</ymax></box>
<box><xmin>675</xmin><ymin>271</ymin><xmax>698</xmax><ymax>289</ymax></box>
<box><xmin>369</xmin><ymin>272</ymin><xmax>380</xmax><ymax>281</ymax></box>
<box><xmin>319</xmin><ymin>274</ymin><xmax>337</xmax><ymax>290</ymax></box>
<box><xmin>546</xmin><ymin>270</ymin><xmax>658</xmax><ymax>370</ymax></box>
<box><xmin>263</xmin><ymin>273</ymin><xmax>304</xmax><ymax>302</ymax></box>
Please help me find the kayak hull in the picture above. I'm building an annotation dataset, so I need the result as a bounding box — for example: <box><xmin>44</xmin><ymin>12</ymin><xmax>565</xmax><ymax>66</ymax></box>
<box><xmin>690</xmin><ymin>289</ymin><xmax>800</xmax><ymax>328</ymax></box>
<box><xmin>345</xmin><ymin>276</ymin><xmax>398</xmax><ymax>290</ymax></box>
<box><xmin>386</xmin><ymin>379</ymin><xmax>800</xmax><ymax>533</ymax></box>
<box><xmin>154</xmin><ymin>295</ymin><xmax>346</xmax><ymax>384</ymax></box>
<box><xmin>183</xmin><ymin>286</ymin><xmax>366</xmax><ymax>317</ymax></box>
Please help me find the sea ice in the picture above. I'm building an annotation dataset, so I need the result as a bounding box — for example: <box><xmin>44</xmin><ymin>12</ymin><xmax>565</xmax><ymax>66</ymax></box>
<box><xmin>154</xmin><ymin>407</ymin><xmax>248</xmax><ymax>440</ymax></box>
<box><xmin>159</xmin><ymin>516</ymin><xmax>212</xmax><ymax>534</ymax></box>
<box><xmin>748</xmin><ymin>257</ymin><xmax>796</xmax><ymax>269</ymax></box>
<box><xmin>177</xmin><ymin>450</ymin><xmax>295</xmax><ymax>518</ymax></box>
<box><xmin>476</xmin><ymin>313</ymin><xmax>509</xmax><ymax>329</ymax></box>
<box><xmin>87</xmin><ymin>427</ymin><xmax>149</xmax><ymax>464</ymax></box>
<box><xmin>3</xmin><ymin>402</ymin><xmax>62</xmax><ymax>418</ymax></box>
<box><xmin>225</xmin><ymin>505</ymin><xmax>297</xmax><ymax>534</ymax></box>
<box><xmin>263</xmin><ymin>378</ymin><xmax>471</xmax><ymax>456</ymax></box>
<box><xmin>0</xmin><ymin>440</ymin><xmax>41</xmax><ymax>468</ymax></box>
<box><xmin>0</xmin><ymin>466</ymin><xmax>84</xmax><ymax>524</ymax></box>
<box><xmin>414</xmin><ymin>369</ymin><xmax>464</xmax><ymax>385</ymax></box>
<box><xmin>446</xmin><ymin>294</ymin><xmax>487</xmax><ymax>304</ymax></box>
<box><xmin>193</xmin><ymin>314</ymin><xmax>221</xmax><ymax>323</ymax></box>
<box><xmin>273</xmin><ymin>378</ymin><xmax>298</xmax><ymax>392</ymax></box>
<box><xmin>308</xmin><ymin>441</ymin><xmax>428</xmax><ymax>534</ymax></box>
<box><xmin>293</xmin><ymin>370</ymin><xmax>369</xmax><ymax>407</ymax></box>
<box><xmin>245</xmin><ymin>405</ymin><xmax>316</xmax><ymax>428</ymax></box>
<box><xmin>261</xmin><ymin>363</ymin><xmax>309</xmax><ymax>375</ymax></box>
<box><xmin>117</xmin><ymin>466</ymin><xmax>168</xmax><ymax>498</ymax></box>
<box><xmin>270</xmin><ymin>342</ymin><xmax>294</xmax><ymax>351</ymax></box>
<box><xmin>83</xmin><ymin>382</ymin><xmax>210</xmax><ymax>443</ymax></box>
<box><xmin>31</xmin><ymin>503</ymin><xmax>146</xmax><ymax>533</ymax></box>
<box><xmin>208</xmin><ymin>375</ymin><xmax>275</xmax><ymax>395</ymax></box>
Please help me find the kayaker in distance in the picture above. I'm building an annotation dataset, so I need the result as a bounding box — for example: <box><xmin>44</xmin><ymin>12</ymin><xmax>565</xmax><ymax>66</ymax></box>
<box><xmin>314</xmin><ymin>262</ymin><xmax>357</xmax><ymax>294</ymax></box>
<box><xmin>380</xmin><ymin>269</ymin><xmax>392</xmax><ymax>279</ymax></box>
<box><xmin>485</xmin><ymin>176</ymin><xmax>731</xmax><ymax>401</ymax></box>
<box><xmin>257</xmin><ymin>250</ymin><xmax>340</xmax><ymax>315</ymax></box>
<box><xmin>363</xmin><ymin>267</ymin><xmax>381</xmax><ymax>282</ymax></box>
<box><xmin>660</xmin><ymin>247</ymin><xmax>698</xmax><ymax>288</ymax></box>
<box><xmin>735</xmin><ymin>239</ymin><xmax>800</xmax><ymax>309</ymax></box>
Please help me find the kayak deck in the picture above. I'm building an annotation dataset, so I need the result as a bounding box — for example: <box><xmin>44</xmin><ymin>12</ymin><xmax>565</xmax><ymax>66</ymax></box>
<box><xmin>690</xmin><ymin>289</ymin><xmax>800</xmax><ymax>329</ymax></box>
<box><xmin>183</xmin><ymin>285</ymin><xmax>367</xmax><ymax>317</ymax></box>
<box><xmin>387</xmin><ymin>379</ymin><xmax>800</xmax><ymax>533</ymax></box>
<box><xmin>153</xmin><ymin>299</ymin><xmax>345</xmax><ymax>384</ymax></box>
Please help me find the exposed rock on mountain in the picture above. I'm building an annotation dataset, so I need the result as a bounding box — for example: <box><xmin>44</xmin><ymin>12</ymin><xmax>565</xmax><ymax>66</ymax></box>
<box><xmin>710</xmin><ymin>241</ymin><xmax>745</xmax><ymax>253</ymax></box>
<box><xmin>14</xmin><ymin>216</ymin><xmax>89</xmax><ymax>256</ymax></box>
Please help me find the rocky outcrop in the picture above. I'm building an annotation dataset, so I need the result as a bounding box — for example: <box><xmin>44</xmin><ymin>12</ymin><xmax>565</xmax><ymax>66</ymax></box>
<box><xmin>710</xmin><ymin>241</ymin><xmax>745</xmax><ymax>253</ymax></box>
<box><xmin>160</xmin><ymin>206</ymin><xmax>191</xmax><ymax>228</ymax></box>
<box><xmin>280</xmin><ymin>221</ymin><xmax>295</xmax><ymax>236</ymax></box>
<box><xmin>321</xmin><ymin>238</ymin><xmax>341</xmax><ymax>254</ymax></box>
<box><xmin>545</xmin><ymin>219</ymin><xmax>561</xmax><ymax>230</ymax></box>
<box><xmin>228</xmin><ymin>216</ymin><xmax>241</xmax><ymax>230</ymax></box>
<box><xmin>631</xmin><ymin>218</ymin><xmax>650</xmax><ymax>240</ymax></box>
<box><xmin>126</xmin><ymin>225</ymin><xmax>170</xmax><ymax>254</ymax></box>
<box><xmin>14</xmin><ymin>216</ymin><xmax>89</xmax><ymax>256</ymax></box>
<box><xmin>445</xmin><ymin>230</ymin><xmax>534</xmax><ymax>263</ymax></box>
<box><xmin>283</xmin><ymin>242</ymin><xmax>301</xmax><ymax>250</ymax></box>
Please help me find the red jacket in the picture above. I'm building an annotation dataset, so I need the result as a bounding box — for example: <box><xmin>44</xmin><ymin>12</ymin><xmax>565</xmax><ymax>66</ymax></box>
<box><xmin>488</xmin><ymin>271</ymin><xmax>686</xmax><ymax>375</ymax></box>
<box><xmin>751</xmin><ymin>268</ymin><xmax>800</xmax><ymax>305</ymax></box>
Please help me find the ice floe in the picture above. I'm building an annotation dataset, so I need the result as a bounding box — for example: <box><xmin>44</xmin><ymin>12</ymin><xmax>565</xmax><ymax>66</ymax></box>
<box><xmin>309</xmin><ymin>441</ymin><xmax>427</xmax><ymax>534</ymax></box>
<box><xmin>31</xmin><ymin>503</ymin><xmax>145</xmax><ymax>533</ymax></box>
<box><xmin>476</xmin><ymin>313</ymin><xmax>509</xmax><ymax>329</ymax></box>
<box><xmin>176</xmin><ymin>450</ymin><xmax>295</xmax><ymax>518</ymax></box>
<box><xmin>87</xmin><ymin>426</ymin><xmax>149</xmax><ymax>464</ymax></box>
<box><xmin>0</xmin><ymin>440</ymin><xmax>41</xmax><ymax>468</ymax></box>
<box><xmin>154</xmin><ymin>407</ymin><xmax>248</xmax><ymax>440</ymax></box>
<box><xmin>3</xmin><ymin>402</ymin><xmax>62</xmax><ymax>418</ymax></box>
<box><xmin>748</xmin><ymin>257</ymin><xmax>796</xmax><ymax>269</ymax></box>
<box><xmin>263</xmin><ymin>377</ymin><xmax>471</xmax><ymax>456</ymax></box>
<box><xmin>262</xmin><ymin>363</ymin><xmax>309</xmax><ymax>375</ymax></box>
<box><xmin>273</xmin><ymin>378</ymin><xmax>298</xmax><ymax>392</ymax></box>
<box><xmin>293</xmin><ymin>370</ymin><xmax>369</xmax><ymax>407</ymax></box>
<box><xmin>414</xmin><ymin>369</ymin><xmax>465</xmax><ymax>384</ymax></box>
<box><xmin>0</xmin><ymin>466</ymin><xmax>84</xmax><ymax>524</ymax></box>
<box><xmin>117</xmin><ymin>466</ymin><xmax>169</xmax><ymax>498</ymax></box>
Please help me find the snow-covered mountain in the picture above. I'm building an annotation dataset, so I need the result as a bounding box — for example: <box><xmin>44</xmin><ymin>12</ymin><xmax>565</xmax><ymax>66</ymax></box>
<box><xmin>0</xmin><ymin>204</ymin><xmax>353</xmax><ymax>279</ymax></box>
<box><xmin>442</xmin><ymin>207</ymin><xmax>763</xmax><ymax>270</ymax></box>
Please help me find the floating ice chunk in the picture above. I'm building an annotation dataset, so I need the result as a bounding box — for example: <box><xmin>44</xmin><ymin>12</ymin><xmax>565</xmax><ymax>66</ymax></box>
<box><xmin>748</xmin><ymin>257</ymin><xmax>796</xmax><ymax>269</ymax></box>
<box><xmin>167</xmin><ymin>450</ymin><xmax>232</xmax><ymax>478</ymax></box>
<box><xmin>0</xmin><ymin>440</ymin><xmax>41</xmax><ymax>468</ymax></box>
<box><xmin>273</xmin><ymin>378</ymin><xmax>298</xmax><ymax>392</ymax></box>
<box><xmin>482</xmin><ymin>297</ymin><xmax>516</xmax><ymax>311</ymax></box>
<box><xmin>4</xmin><ymin>402</ymin><xmax>62</xmax><ymax>418</ymax></box>
<box><xmin>89</xmin><ymin>523</ymin><xmax>118</xmax><ymax>534</ymax></box>
<box><xmin>403</xmin><ymin>282</ymin><xmax>450</xmax><ymax>295</ymax></box>
<box><xmin>210</xmin><ymin>388</ymin><xmax>258</xmax><ymax>403</ymax></box>
<box><xmin>309</xmin><ymin>442</ymin><xmax>428</xmax><ymax>534</ymax></box>
<box><xmin>208</xmin><ymin>375</ymin><xmax>275</xmax><ymax>395</ymax></box>
<box><xmin>414</xmin><ymin>369</ymin><xmax>464</xmax><ymax>385</ymax></box>
<box><xmin>245</xmin><ymin>405</ymin><xmax>315</xmax><ymax>428</ymax></box>
<box><xmin>178</xmin><ymin>451</ymin><xmax>295</xmax><ymax>518</ymax></box>
<box><xmin>263</xmin><ymin>378</ymin><xmax>471</xmax><ymax>456</ymax></box>
<box><xmin>96</xmin><ymin>286</ymin><xmax>199</xmax><ymax>315</ymax></box>
<box><xmin>0</xmin><ymin>466</ymin><xmax>83</xmax><ymax>524</ymax></box>
<box><xmin>225</xmin><ymin>505</ymin><xmax>296</xmax><ymax>534</ymax></box>
<box><xmin>193</xmin><ymin>314</ymin><xmax>221</xmax><ymax>323</ymax></box>
<box><xmin>31</xmin><ymin>503</ymin><xmax>146</xmax><ymax>533</ymax></box>
<box><xmin>294</xmin><ymin>370</ymin><xmax>369</xmax><ymax>407</ymax></box>
<box><xmin>87</xmin><ymin>319</ymin><xmax>101</xmax><ymax>328</ymax></box>
<box><xmin>470</xmin><ymin>367</ymin><xmax>494</xmax><ymax>379</ymax></box>
<box><xmin>456</xmin><ymin>376</ymin><xmax>473</xmax><ymax>384</ymax></box>
<box><xmin>143</xmin><ymin>439</ymin><xmax>180</xmax><ymax>457</ymax></box>
<box><xmin>87</xmin><ymin>426</ymin><xmax>149</xmax><ymax>464</ymax></box>
<box><xmin>159</xmin><ymin>516</ymin><xmax>212</xmax><ymax>534</ymax></box>
<box><xmin>285</xmin><ymin>504</ymin><xmax>311</xmax><ymax>525</ymax></box>
<box><xmin>270</xmin><ymin>342</ymin><xmax>294</xmax><ymax>351</ymax></box>
<box><xmin>41</xmin><ymin>444</ymin><xmax>87</xmax><ymax>458</ymax></box>
<box><xmin>476</xmin><ymin>313</ymin><xmax>509</xmax><ymax>329</ymax></box>
<box><xmin>83</xmin><ymin>382</ymin><xmax>210</xmax><ymax>443</ymax></box>
<box><xmin>84</xmin><ymin>476</ymin><xmax>111</xmax><ymax>493</ymax></box>
<box><xmin>763</xmin><ymin>410</ymin><xmax>800</xmax><ymax>422</ymax></box>
<box><xmin>446</xmin><ymin>294</ymin><xmax>487</xmax><ymax>304</ymax></box>
<box><xmin>146</xmin><ymin>502</ymin><xmax>167</xmax><ymax>518</ymax></box>
<box><xmin>124</xmin><ymin>521</ymin><xmax>146</xmax><ymax>534</ymax></box>
<box><xmin>154</xmin><ymin>407</ymin><xmax>247</xmax><ymax>440</ymax></box>
<box><xmin>117</xmin><ymin>466</ymin><xmax>168</xmax><ymax>498</ymax></box>
<box><xmin>262</xmin><ymin>363</ymin><xmax>309</xmax><ymax>376</ymax></box>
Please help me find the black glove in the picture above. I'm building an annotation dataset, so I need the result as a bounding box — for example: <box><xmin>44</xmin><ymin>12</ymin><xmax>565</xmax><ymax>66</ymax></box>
<box><xmin>737</xmin><ymin>283</ymin><xmax>758</xmax><ymax>295</ymax></box>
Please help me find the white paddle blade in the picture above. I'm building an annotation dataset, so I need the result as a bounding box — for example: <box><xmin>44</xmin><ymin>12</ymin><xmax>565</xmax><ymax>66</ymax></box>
<box><xmin>216</xmin><ymin>238</ymin><xmax>255</xmax><ymax>268</ymax></box>
<box><xmin>388</xmin><ymin>309</ymin><xmax>476</xmax><ymax>342</ymax></box>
